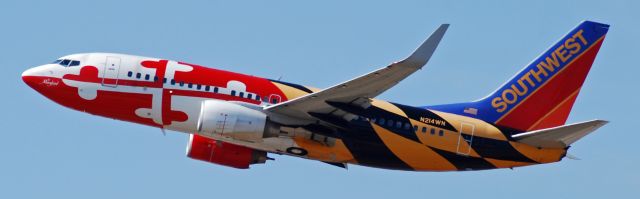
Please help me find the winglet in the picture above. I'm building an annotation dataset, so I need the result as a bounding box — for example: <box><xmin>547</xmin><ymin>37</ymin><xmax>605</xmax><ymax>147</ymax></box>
<box><xmin>401</xmin><ymin>24</ymin><xmax>449</xmax><ymax>68</ymax></box>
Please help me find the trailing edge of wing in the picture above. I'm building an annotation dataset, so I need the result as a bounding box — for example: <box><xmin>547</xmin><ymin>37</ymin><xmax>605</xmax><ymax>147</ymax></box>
<box><xmin>512</xmin><ymin>120</ymin><xmax>608</xmax><ymax>149</ymax></box>
<box><xmin>265</xmin><ymin>24</ymin><xmax>449</xmax><ymax>121</ymax></box>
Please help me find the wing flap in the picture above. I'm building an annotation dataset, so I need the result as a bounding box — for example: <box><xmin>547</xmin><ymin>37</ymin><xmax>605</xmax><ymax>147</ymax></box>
<box><xmin>512</xmin><ymin>120</ymin><xmax>608</xmax><ymax>148</ymax></box>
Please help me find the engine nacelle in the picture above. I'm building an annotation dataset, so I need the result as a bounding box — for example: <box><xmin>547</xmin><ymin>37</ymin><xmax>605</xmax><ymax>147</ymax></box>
<box><xmin>197</xmin><ymin>100</ymin><xmax>278</xmax><ymax>141</ymax></box>
<box><xmin>186</xmin><ymin>134</ymin><xmax>268</xmax><ymax>169</ymax></box>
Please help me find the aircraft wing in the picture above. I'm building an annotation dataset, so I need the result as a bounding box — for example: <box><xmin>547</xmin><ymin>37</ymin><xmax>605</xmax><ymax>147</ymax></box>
<box><xmin>265</xmin><ymin>24</ymin><xmax>448</xmax><ymax>122</ymax></box>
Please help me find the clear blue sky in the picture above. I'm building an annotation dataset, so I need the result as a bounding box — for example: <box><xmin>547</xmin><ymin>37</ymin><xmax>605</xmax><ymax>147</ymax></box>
<box><xmin>2</xmin><ymin>0</ymin><xmax>637</xmax><ymax>198</ymax></box>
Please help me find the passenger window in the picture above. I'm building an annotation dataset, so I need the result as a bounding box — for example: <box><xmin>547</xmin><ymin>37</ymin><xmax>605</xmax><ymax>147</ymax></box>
<box><xmin>136</xmin><ymin>73</ymin><xmax>141</xmax><ymax>79</ymax></box>
<box><xmin>255</xmin><ymin>95</ymin><xmax>260</xmax><ymax>101</ymax></box>
<box><xmin>205</xmin><ymin>85</ymin><xmax>210</xmax><ymax>91</ymax></box>
<box><xmin>213</xmin><ymin>87</ymin><xmax>219</xmax><ymax>93</ymax></box>
<box><xmin>127</xmin><ymin>71</ymin><xmax>133</xmax><ymax>77</ymax></box>
<box><xmin>396</xmin><ymin>121</ymin><xmax>402</xmax><ymax>129</ymax></box>
<box><xmin>247</xmin><ymin>93</ymin><xmax>253</xmax><ymax>99</ymax></box>
<box><xmin>60</xmin><ymin>59</ymin><xmax>71</xmax><ymax>66</ymax></box>
<box><xmin>239</xmin><ymin>92</ymin><xmax>244</xmax><ymax>98</ymax></box>
<box><xmin>271</xmin><ymin>98</ymin><xmax>279</xmax><ymax>104</ymax></box>
<box><xmin>262</xmin><ymin>96</ymin><xmax>269</xmax><ymax>102</ymax></box>
<box><xmin>163</xmin><ymin>78</ymin><xmax>167</xmax><ymax>84</ymax></box>
<box><xmin>430</xmin><ymin>128</ymin><xmax>435</xmax><ymax>135</ymax></box>
<box><xmin>231</xmin><ymin>90</ymin><xmax>236</xmax><ymax>96</ymax></box>
<box><xmin>404</xmin><ymin>123</ymin><xmax>411</xmax><ymax>130</ymax></box>
<box><xmin>378</xmin><ymin>118</ymin><xmax>385</xmax><ymax>125</ymax></box>
<box><xmin>188</xmin><ymin>83</ymin><xmax>193</xmax><ymax>88</ymax></box>
<box><xmin>179</xmin><ymin>81</ymin><xmax>184</xmax><ymax>87</ymax></box>
<box><xmin>413</xmin><ymin>125</ymin><xmax>418</xmax><ymax>132</ymax></box>
<box><xmin>154</xmin><ymin>76</ymin><xmax>158</xmax><ymax>82</ymax></box>
<box><xmin>69</xmin><ymin>60</ymin><xmax>80</xmax><ymax>66</ymax></box>
<box><xmin>145</xmin><ymin>74</ymin><xmax>150</xmax><ymax>80</ymax></box>
<box><xmin>387</xmin><ymin>119</ymin><xmax>394</xmax><ymax>127</ymax></box>
<box><xmin>422</xmin><ymin>127</ymin><xmax>427</xmax><ymax>133</ymax></box>
<box><xmin>439</xmin><ymin>130</ymin><xmax>444</xmax><ymax>136</ymax></box>
<box><xmin>196</xmin><ymin>84</ymin><xmax>202</xmax><ymax>90</ymax></box>
<box><xmin>171</xmin><ymin>79</ymin><xmax>176</xmax><ymax>85</ymax></box>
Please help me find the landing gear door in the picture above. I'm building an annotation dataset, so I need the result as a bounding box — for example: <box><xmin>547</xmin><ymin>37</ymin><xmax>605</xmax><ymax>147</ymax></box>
<box><xmin>102</xmin><ymin>56</ymin><xmax>121</xmax><ymax>87</ymax></box>
<box><xmin>456</xmin><ymin>122</ymin><xmax>475</xmax><ymax>156</ymax></box>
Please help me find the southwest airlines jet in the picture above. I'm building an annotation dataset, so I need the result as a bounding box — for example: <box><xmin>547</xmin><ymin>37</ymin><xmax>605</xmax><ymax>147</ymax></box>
<box><xmin>22</xmin><ymin>21</ymin><xmax>609</xmax><ymax>171</ymax></box>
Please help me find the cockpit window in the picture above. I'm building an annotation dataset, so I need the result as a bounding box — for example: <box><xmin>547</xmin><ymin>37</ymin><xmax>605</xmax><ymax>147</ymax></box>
<box><xmin>69</xmin><ymin>60</ymin><xmax>80</xmax><ymax>66</ymax></box>
<box><xmin>60</xmin><ymin>59</ymin><xmax>71</xmax><ymax>66</ymax></box>
<box><xmin>55</xmin><ymin>59</ymin><xmax>80</xmax><ymax>67</ymax></box>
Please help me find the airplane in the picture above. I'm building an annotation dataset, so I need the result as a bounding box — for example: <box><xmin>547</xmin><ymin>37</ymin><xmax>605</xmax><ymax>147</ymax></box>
<box><xmin>22</xmin><ymin>21</ymin><xmax>609</xmax><ymax>171</ymax></box>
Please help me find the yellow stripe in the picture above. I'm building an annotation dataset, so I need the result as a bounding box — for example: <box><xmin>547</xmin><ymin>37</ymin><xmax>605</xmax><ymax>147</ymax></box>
<box><xmin>484</xmin><ymin>158</ymin><xmax>534</xmax><ymax>168</ymax></box>
<box><xmin>509</xmin><ymin>141</ymin><xmax>566</xmax><ymax>163</ymax></box>
<box><xmin>408</xmin><ymin>117</ymin><xmax>482</xmax><ymax>157</ymax></box>
<box><xmin>293</xmin><ymin>137</ymin><xmax>357</xmax><ymax>164</ymax></box>
<box><xmin>271</xmin><ymin>82</ymin><xmax>312</xmax><ymax>100</ymax></box>
<box><xmin>526</xmin><ymin>89</ymin><xmax>580</xmax><ymax>130</ymax></box>
<box><xmin>496</xmin><ymin>36</ymin><xmax>605</xmax><ymax>123</ymax></box>
<box><xmin>370</xmin><ymin>99</ymin><xmax>408</xmax><ymax>117</ymax></box>
<box><xmin>372</xmin><ymin>123</ymin><xmax>457</xmax><ymax>171</ymax></box>
<box><xmin>430</xmin><ymin>110</ymin><xmax>508</xmax><ymax>141</ymax></box>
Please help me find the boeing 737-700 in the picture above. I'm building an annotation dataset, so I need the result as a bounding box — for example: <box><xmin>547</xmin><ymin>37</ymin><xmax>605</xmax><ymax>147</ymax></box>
<box><xmin>22</xmin><ymin>21</ymin><xmax>609</xmax><ymax>171</ymax></box>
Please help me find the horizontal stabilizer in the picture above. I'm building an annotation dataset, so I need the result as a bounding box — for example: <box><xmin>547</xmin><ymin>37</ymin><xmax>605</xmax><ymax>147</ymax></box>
<box><xmin>512</xmin><ymin>120</ymin><xmax>608</xmax><ymax>148</ymax></box>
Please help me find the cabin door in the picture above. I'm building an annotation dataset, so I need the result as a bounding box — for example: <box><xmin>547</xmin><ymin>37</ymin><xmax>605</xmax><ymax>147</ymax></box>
<box><xmin>456</xmin><ymin>122</ymin><xmax>475</xmax><ymax>156</ymax></box>
<box><xmin>102</xmin><ymin>56</ymin><xmax>121</xmax><ymax>87</ymax></box>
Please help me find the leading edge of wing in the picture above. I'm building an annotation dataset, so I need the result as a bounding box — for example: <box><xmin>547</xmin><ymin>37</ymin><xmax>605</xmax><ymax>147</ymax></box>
<box><xmin>265</xmin><ymin>24</ymin><xmax>449</xmax><ymax>118</ymax></box>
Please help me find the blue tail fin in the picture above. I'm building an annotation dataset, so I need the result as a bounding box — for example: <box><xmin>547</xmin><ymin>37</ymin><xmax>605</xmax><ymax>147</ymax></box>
<box><xmin>426</xmin><ymin>21</ymin><xmax>609</xmax><ymax>131</ymax></box>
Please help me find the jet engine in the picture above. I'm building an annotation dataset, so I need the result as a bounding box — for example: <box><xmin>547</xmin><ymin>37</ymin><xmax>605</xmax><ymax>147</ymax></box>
<box><xmin>196</xmin><ymin>100</ymin><xmax>279</xmax><ymax>141</ymax></box>
<box><xmin>186</xmin><ymin>134</ymin><xmax>268</xmax><ymax>169</ymax></box>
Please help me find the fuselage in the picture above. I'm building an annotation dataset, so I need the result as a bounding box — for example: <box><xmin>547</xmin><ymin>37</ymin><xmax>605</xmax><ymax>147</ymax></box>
<box><xmin>22</xmin><ymin>53</ymin><xmax>566</xmax><ymax>171</ymax></box>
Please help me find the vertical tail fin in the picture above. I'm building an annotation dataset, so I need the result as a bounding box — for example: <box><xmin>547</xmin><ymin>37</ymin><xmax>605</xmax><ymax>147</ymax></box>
<box><xmin>428</xmin><ymin>21</ymin><xmax>609</xmax><ymax>131</ymax></box>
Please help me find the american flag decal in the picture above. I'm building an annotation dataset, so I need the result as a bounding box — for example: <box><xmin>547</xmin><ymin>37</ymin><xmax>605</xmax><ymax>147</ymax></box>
<box><xmin>464</xmin><ymin>107</ymin><xmax>478</xmax><ymax>115</ymax></box>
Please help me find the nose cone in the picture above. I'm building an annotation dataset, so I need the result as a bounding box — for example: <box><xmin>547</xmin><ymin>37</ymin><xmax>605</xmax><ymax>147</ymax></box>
<box><xmin>22</xmin><ymin>66</ymin><xmax>38</xmax><ymax>77</ymax></box>
<box><xmin>22</xmin><ymin>67</ymin><xmax>39</xmax><ymax>87</ymax></box>
<box><xmin>22</xmin><ymin>66</ymin><xmax>48</xmax><ymax>89</ymax></box>
<box><xmin>22</xmin><ymin>64</ymin><xmax>60</xmax><ymax>91</ymax></box>
<box><xmin>22</xmin><ymin>64</ymin><xmax>78</xmax><ymax>110</ymax></box>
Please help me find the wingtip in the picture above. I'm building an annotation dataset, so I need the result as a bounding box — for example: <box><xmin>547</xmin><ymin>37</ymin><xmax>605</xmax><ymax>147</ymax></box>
<box><xmin>596</xmin><ymin>119</ymin><xmax>610</xmax><ymax>126</ymax></box>
<box><xmin>437</xmin><ymin>24</ymin><xmax>450</xmax><ymax>32</ymax></box>
<box><xmin>402</xmin><ymin>24</ymin><xmax>449</xmax><ymax>67</ymax></box>
<box><xmin>590</xmin><ymin>119</ymin><xmax>610</xmax><ymax>125</ymax></box>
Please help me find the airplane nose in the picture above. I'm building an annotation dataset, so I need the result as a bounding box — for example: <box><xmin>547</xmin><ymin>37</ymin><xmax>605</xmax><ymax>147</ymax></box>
<box><xmin>22</xmin><ymin>67</ymin><xmax>38</xmax><ymax>87</ymax></box>
<box><xmin>22</xmin><ymin>65</ymin><xmax>54</xmax><ymax>88</ymax></box>
<box><xmin>22</xmin><ymin>67</ymin><xmax>35</xmax><ymax>77</ymax></box>
<box><xmin>22</xmin><ymin>67</ymin><xmax>37</xmax><ymax>84</ymax></box>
